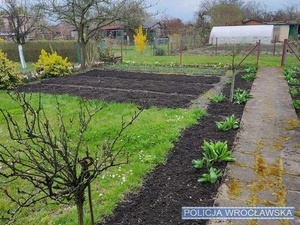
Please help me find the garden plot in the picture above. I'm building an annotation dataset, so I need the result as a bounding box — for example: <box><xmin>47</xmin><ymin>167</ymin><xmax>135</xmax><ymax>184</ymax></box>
<box><xmin>15</xmin><ymin>69</ymin><xmax>253</xmax><ymax>225</ymax></box>
<box><xmin>18</xmin><ymin>69</ymin><xmax>221</xmax><ymax>108</ymax></box>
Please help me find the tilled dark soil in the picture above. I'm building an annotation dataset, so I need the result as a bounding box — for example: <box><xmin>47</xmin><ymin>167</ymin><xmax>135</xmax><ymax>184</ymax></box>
<box><xmin>17</xmin><ymin>69</ymin><xmax>253</xmax><ymax>225</ymax></box>
<box><xmin>18</xmin><ymin>70</ymin><xmax>220</xmax><ymax>109</ymax></box>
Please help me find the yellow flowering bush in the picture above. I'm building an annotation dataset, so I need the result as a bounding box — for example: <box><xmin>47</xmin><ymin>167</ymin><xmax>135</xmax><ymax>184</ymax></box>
<box><xmin>0</xmin><ymin>50</ymin><xmax>21</xmax><ymax>89</ymax></box>
<box><xmin>35</xmin><ymin>49</ymin><xmax>71</xmax><ymax>78</ymax></box>
<box><xmin>133</xmin><ymin>25</ymin><xmax>147</xmax><ymax>53</ymax></box>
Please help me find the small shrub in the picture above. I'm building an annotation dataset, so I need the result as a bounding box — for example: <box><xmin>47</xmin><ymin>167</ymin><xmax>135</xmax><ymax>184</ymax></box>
<box><xmin>209</xmin><ymin>93</ymin><xmax>226</xmax><ymax>103</ymax></box>
<box><xmin>155</xmin><ymin>48</ymin><xmax>166</xmax><ymax>56</ymax></box>
<box><xmin>0</xmin><ymin>50</ymin><xmax>21</xmax><ymax>89</ymax></box>
<box><xmin>133</xmin><ymin>25</ymin><xmax>147</xmax><ymax>53</ymax></box>
<box><xmin>35</xmin><ymin>49</ymin><xmax>71</xmax><ymax>78</ymax></box>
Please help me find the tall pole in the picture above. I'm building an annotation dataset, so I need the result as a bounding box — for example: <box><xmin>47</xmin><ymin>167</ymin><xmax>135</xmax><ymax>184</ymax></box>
<box><xmin>281</xmin><ymin>39</ymin><xmax>287</xmax><ymax>67</ymax></box>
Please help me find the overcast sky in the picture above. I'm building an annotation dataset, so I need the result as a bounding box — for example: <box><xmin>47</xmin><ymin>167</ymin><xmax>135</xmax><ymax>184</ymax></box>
<box><xmin>146</xmin><ymin>0</ymin><xmax>300</xmax><ymax>22</ymax></box>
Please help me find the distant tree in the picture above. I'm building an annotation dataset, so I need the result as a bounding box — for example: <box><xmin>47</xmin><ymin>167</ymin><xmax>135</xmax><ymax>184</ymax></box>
<box><xmin>195</xmin><ymin>0</ymin><xmax>244</xmax><ymax>29</ymax></box>
<box><xmin>0</xmin><ymin>92</ymin><xmax>142</xmax><ymax>225</ymax></box>
<box><xmin>241</xmin><ymin>1</ymin><xmax>268</xmax><ymax>21</ymax></box>
<box><xmin>208</xmin><ymin>4</ymin><xmax>243</xmax><ymax>26</ymax></box>
<box><xmin>44</xmin><ymin>0</ymin><xmax>149</xmax><ymax>73</ymax></box>
<box><xmin>160</xmin><ymin>16</ymin><xmax>185</xmax><ymax>36</ymax></box>
<box><xmin>273</xmin><ymin>4</ymin><xmax>300</xmax><ymax>21</ymax></box>
<box><xmin>120</xmin><ymin>0</ymin><xmax>151</xmax><ymax>43</ymax></box>
<box><xmin>198</xmin><ymin>0</ymin><xmax>244</xmax><ymax>12</ymax></box>
<box><xmin>0</xmin><ymin>0</ymin><xmax>43</xmax><ymax>68</ymax></box>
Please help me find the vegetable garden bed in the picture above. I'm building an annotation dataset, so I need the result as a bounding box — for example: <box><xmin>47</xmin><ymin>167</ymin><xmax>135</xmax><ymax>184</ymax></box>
<box><xmin>16</xmin><ymin>68</ymin><xmax>253</xmax><ymax>225</ymax></box>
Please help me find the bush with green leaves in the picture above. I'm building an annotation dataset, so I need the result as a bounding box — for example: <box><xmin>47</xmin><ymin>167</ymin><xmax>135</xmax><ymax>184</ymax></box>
<box><xmin>35</xmin><ymin>49</ymin><xmax>72</xmax><ymax>78</ymax></box>
<box><xmin>155</xmin><ymin>48</ymin><xmax>166</xmax><ymax>56</ymax></box>
<box><xmin>216</xmin><ymin>115</ymin><xmax>240</xmax><ymax>131</ymax></box>
<box><xmin>233</xmin><ymin>88</ymin><xmax>252</xmax><ymax>104</ymax></box>
<box><xmin>0</xmin><ymin>50</ymin><xmax>21</xmax><ymax>89</ymax></box>
<box><xmin>209</xmin><ymin>93</ymin><xmax>226</xmax><ymax>103</ymax></box>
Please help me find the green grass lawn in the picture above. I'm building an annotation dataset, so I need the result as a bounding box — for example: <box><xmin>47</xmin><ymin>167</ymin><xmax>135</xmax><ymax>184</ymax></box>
<box><xmin>0</xmin><ymin>91</ymin><xmax>206</xmax><ymax>225</ymax></box>
<box><xmin>112</xmin><ymin>43</ymin><xmax>300</xmax><ymax>68</ymax></box>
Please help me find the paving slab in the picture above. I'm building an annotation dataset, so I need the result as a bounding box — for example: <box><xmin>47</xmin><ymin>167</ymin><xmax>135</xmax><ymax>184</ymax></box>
<box><xmin>209</xmin><ymin>67</ymin><xmax>300</xmax><ymax>225</ymax></box>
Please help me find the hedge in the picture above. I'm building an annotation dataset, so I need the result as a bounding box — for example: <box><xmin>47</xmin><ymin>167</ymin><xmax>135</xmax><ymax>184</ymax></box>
<box><xmin>0</xmin><ymin>41</ymin><xmax>79</xmax><ymax>63</ymax></box>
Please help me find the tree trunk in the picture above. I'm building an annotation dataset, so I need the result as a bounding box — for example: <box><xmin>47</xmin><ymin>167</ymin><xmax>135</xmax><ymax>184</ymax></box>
<box><xmin>80</xmin><ymin>43</ymin><xmax>87</xmax><ymax>73</ymax></box>
<box><xmin>18</xmin><ymin>44</ymin><xmax>27</xmax><ymax>69</ymax></box>
<box><xmin>75</xmin><ymin>190</ymin><xmax>85</xmax><ymax>225</ymax></box>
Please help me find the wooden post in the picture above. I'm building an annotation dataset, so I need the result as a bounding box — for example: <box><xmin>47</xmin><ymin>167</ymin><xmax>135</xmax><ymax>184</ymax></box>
<box><xmin>281</xmin><ymin>39</ymin><xmax>287</xmax><ymax>67</ymax></box>
<box><xmin>215</xmin><ymin>37</ymin><xmax>218</xmax><ymax>56</ymax></box>
<box><xmin>180</xmin><ymin>39</ymin><xmax>183</xmax><ymax>66</ymax></box>
<box><xmin>256</xmin><ymin>40</ymin><xmax>261</xmax><ymax>67</ymax></box>
<box><xmin>120</xmin><ymin>38</ymin><xmax>123</xmax><ymax>62</ymax></box>
<box><xmin>273</xmin><ymin>36</ymin><xmax>277</xmax><ymax>56</ymax></box>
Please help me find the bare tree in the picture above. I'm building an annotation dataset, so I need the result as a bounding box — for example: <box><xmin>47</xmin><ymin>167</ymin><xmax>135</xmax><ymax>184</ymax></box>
<box><xmin>120</xmin><ymin>0</ymin><xmax>151</xmax><ymax>43</ymax></box>
<box><xmin>44</xmin><ymin>0</ymin><xmax>148</xmax><ymax>73</ymax></box>
<box><xmin>208</xmin><ymin>4</ymin><xmax>244</xmax><ymax>26</ymax></box>
<box><xmin>0</xmin><ymin>0</ymin><xmax>43</xmax><ymax>68</ymax></box>
<box><xmin>0</xmin><ymin>92</ymin><xmax>142</xmax><ymax>225</ymax></box>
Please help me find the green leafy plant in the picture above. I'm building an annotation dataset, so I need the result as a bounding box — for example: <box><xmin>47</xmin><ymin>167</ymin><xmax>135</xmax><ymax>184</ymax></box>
<box><xmin>197</xmin><ymin>167</ymin><xmax>222</xmax><ymax>183</ymax></box>
<box><xmin>209</xmin><ymin>93</ymin><xmax>226</xmax><ymax>103</ymax></box>
<box><xmin>216</xmin><ymin>115</ymin><xmax>240</xmax><ymax>131</ymax></box>
<box><xmin>0</xmin><ymin>50</ymin><xmax>21</xmax><ymax>89</ymax></box>
<box><xmin>241</xmin><ymin>73</ymin><xmax>256</xmax><ymax>82</ymax></box>
<box><xmin>202</xmin><ymin>140</ymin><xmax>235</xmax><ymax>163</ymax></box>
<box><xmin>244</xmin><ymin>65</ymin><xmax>257</xmax><ymax>73</ymax></box>
<box><xmin>290</xmin><ymin>86</ymin><xmax>299</xmax><ymax>96</ymax></box>
<box><xmin>288</xmin><ymin>78</ymin><xmax>300</xmax><ymax>85</ymax></box>
<box><xmin>155</xmin><ymin>48</ymin><xmax>166</xmax><ymax>56</ymax></box>
<box><xmin>192</xmin><ymin>159</ymin><xmax>204</xmax><ymax>169</ymax></box>
<box><xmin>35</xmin><ymin>49</ymin><xmax>71</xmax><ymax>78</ymax></box>
<box><xmin>283</xmin><ymin>67</ymin><xmax>296</xmax><ymax>80</ymax></box>
<box><xmin>293</xmin><ymin>100</ymin><xmax>300</xmax><ymax>110</ymax></box>
<box><xmin>233</xmin><ymin>88</ymin><xmax>252</xmax><ymax>104</ymax></box>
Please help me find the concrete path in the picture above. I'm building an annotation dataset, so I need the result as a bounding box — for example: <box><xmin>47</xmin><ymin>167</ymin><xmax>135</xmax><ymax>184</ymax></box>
<box><xmin>210</xmin><ymin>67</ymin><xmax>300</xmax><ymax>225</ymax></box>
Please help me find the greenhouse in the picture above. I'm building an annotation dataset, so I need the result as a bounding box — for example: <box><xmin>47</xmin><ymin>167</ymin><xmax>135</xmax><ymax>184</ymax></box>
<box><xmin>209</xmin><ymin>25</ymin><xmax>275</xmax><ymax>44</ymax></box>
